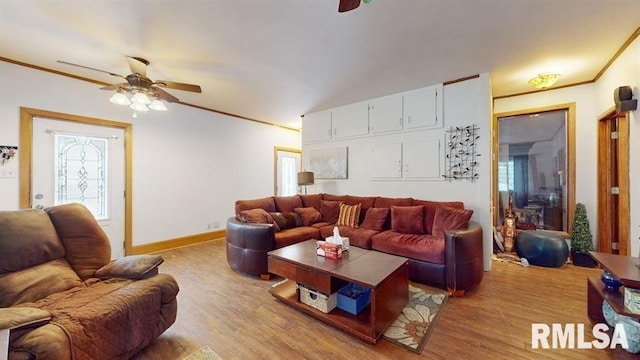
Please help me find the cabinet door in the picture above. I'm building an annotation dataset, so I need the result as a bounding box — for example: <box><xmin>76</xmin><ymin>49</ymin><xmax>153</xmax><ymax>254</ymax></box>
<box><xmin>332</xmin><ymin>102</ymin><xmax>369</xmax><ymax>139</ymax></box>
<box><xmin>369</xmin><ymin>95</ymin><xmax>403</xmax><ymax>134</ymax></box>
<box><xmin>404</xmin><ymin>84</ymin><xmax>443</xmax><ymax>130</ymax></box>
<box><xmin>302</xmin><ymin>110</ymin><xmax>332</xmax><ymax>143</ymax></box>
<box><xmin>403</xmin><ymin>139</ymin><xmax>441</xmax><ymax>179</ymax></box>
<box><xmin>369</xmin><ymin>142</ymin><xmax>402</xmax><ymax>179</ymax></box>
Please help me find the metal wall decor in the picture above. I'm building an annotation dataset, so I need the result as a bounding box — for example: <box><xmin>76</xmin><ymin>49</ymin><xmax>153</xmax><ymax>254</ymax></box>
<box><xmin>443</xmin><ymin>125</ymin><xmax>480</xmax><ymax>182</ymax></box>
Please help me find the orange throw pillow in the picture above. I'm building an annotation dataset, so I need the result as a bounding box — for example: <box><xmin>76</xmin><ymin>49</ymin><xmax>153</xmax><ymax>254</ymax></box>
<box><xmin>336</xmin><ymin>203</ymin><xmax>361</xmax><ymax>227</ymax></box>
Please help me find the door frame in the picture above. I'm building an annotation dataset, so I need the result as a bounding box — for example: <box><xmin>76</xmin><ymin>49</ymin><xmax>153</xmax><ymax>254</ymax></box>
<box><xmin>19</xmin><ymin>107</ymin><xmax>134</xmax><ymax>254</ymax></box>
<box><xmin>597</xmin><ymin>108</ymin><xmax>630</xmax><ymax>254</ymax></box>
<box><xmin>491</xmin><ymin>102</ymin><xmax>576</xmax><ymax>235</ymax></box>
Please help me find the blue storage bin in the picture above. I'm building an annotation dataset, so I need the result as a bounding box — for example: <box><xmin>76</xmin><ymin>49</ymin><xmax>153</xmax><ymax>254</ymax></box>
<box><xmin>337</xmin><ymin>283</ymin><xmax>371</xmax><ymax>315</ymax></box>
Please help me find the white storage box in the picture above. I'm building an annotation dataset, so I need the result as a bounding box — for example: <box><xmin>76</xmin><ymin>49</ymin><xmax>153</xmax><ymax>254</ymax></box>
<box><xmin>298</xmin><ymin>284</ymin><xmax>337</xmax><ymax>313</ymax></box>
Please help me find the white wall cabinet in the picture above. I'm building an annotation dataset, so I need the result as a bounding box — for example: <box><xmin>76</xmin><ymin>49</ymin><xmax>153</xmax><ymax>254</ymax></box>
<box><xmin>402</xmin><ymin>139</ymin><xmax>441</xmax><ymax>179</ymax></box>
<box><xmin>369</xmin><ymin>138</ymin><xmax>441</xmax><ymax>180</ymax></box>
<box><xmin>369</xmin><ymin>95</ymin><xmax>403</xmax><ymax>134</ymax></box>
<box><xmin>332</xmin><ymin>102</ymin><xmax>369</xmax><ymax>139</ymax></box>
<box><xmin>302</xmin><ymin>110</ymin><xmax>332</xmax><ymax>143</ymax></box>
<box><xmin>404</xmin><ymin>84</ymin><xmax>443</xmax><ymax>130</ymax></box>
<box><xmin>369</xmin><ymin>142</ymin><xmax>403</xmax><ymax>179</ymax></box>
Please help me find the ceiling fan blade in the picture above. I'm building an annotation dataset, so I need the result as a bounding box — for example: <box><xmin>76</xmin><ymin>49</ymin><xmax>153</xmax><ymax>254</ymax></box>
<box><xmin>152</xmin><ymin>86</ymin><xmax>180</xmax><ymax>103</ymax></box>
<box><xmin>57</xmin><ymin>60</ymin><xmax>126</xmax><ymax>79</ymax></box>
<box><xmin>154</xmin><ymin>80</ymin><xmax>202</xmax><ymax>93</ymax></box>
<box><xmin>127</xmin><ymin>56</ymin><xmax>149</xmax><ymax>77</ymax></box>
<box><xmin>338</xmin><ymin>0</ymin><xmax>360</xmax><ymax>12</ymax></box>
<box><xmin>100</xmin><ymin>82</ymin><xmax>129</xmax><ymax>91</ymax></box>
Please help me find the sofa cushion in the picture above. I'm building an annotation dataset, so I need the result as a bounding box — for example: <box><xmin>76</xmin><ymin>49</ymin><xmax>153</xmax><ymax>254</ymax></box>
<box><xmin>235</xmin><ymin>197</ymin><xmax>276</xmax><ymax>215</ymax></box>
<box><xmin>360</xmin><ymin>207</ymin><xmax>389</xmax><ymax>231</ymax></box>
<box><xmin>300</xmin><ymin>194</ymin><xmax>323</xmax><ymax>210</ymax></box>
<box><xmin>45</xmin><ymin>203</ymin><xmax>112</xmax><ymax>280</ymax></box>
<box><xmin>371</xmin><ymin>231</ymin><xmax>445</xmax><ymax>264</ymax></box>
<box><xmin>270</xmin><ymin>212</ymin><xmax>303</xmax><ymax>230</ymax></box>
<box><xmin>320</xmin><ymin>200</ymin><xmax>342</xmax><ymax>223</ymax></box>
<box><xmin>0</xmin><ymin>258</ymin><xmax>82</xmax><ymax>307</ymax></box>
<box><xmin>274</xmin><ymin>227</ymin><xmax>320</xmax><ymax>249</ymax></box>
<box><xmin>293</xmin><ymin>207</ymin><xmax>323</xmax><ymax>226</ymax></box>
<box><xmin>374</xmin><ymin>197</ymin><xmax>413</xmax><ymax>208</ymax></box>
<box><xmin>0</xmin><ymin>209</ymin><xmax>65</xmax><ymax>274</ymax></box>
<box><xmin>390</xmin><ymin>206</ymin><xmax>425</xmax><ymax>234</ymax></box>
<box><xmin>431</xmin><ymin>206</ymin><xmax>474</xmax><ymax>238</ymax></box>
<box><xmin>412</xmin><ymin>200</ymin><xmax>464</xmax><ymax>234</ymax></box>
<box><xmin>336</xmin><ymin>203</ymin><xmax>361</xmax><ymax>227</ymax></box>
<box><xmin>346</xmin><ymin>228</ymin><xmax>380</xmax><ymax>249</ymax></box>
<box><xmin>274</xmin><ymin>196</ymin><xmax>303</xmax><ymax>213</ymax></box>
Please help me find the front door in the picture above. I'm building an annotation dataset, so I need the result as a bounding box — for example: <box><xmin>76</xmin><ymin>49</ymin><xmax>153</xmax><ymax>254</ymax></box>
<box><xmin>274</xmin><ymin>147</ymin><xmax>301</xmax><ymax>196</ymax></box>
<box><xmin>32</xmin><ymin>117</ymin><xmax>126</xmax><ymax>259</ymax></box>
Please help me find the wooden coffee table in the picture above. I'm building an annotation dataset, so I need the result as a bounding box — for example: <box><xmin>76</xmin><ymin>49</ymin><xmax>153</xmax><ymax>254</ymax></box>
<box><xmin>267</xmin><ymin>239</ymin><xmax>409</xmax><ymax>344</ymax></box>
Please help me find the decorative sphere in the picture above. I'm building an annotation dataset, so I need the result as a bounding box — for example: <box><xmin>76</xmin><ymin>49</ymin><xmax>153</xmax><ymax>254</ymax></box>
<box><xmin>601</xmin><ymin>269</ymin><xmax>623</xmax><ymax>292</ymax></box>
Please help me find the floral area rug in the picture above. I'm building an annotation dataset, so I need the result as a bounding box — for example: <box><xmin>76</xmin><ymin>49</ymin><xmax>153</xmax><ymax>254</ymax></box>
<box><xmin>382</xmin><ymin>284</ymin><xmax>449</xmax><ymax>354</ymax></box>
<box><xmin>180</xmin><ymin>345</ymin><xmax>223</xmax><ymax>360</ymax></box>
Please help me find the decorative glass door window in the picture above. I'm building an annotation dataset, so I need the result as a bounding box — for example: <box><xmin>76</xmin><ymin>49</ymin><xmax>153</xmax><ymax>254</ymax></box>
<box><xmin>54</xmin><ymin>133</ymin><xmax>108</xmax><ymax>219</ymax></box>
<box><xmin>280</xmin><ymin>156</ymin><xmax>298</xmax><ymax>196</ymax></box>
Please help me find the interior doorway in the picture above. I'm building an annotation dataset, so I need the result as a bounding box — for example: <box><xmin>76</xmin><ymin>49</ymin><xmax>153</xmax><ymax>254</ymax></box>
<box><xmin>274</xmin><ymin>147</ymin><xmax>301</xmax><ymax>196</ymax></box>
<box><xmin>597</xmin><ymin>110</ymin><xmax>630</xmax><ymax>255</ymax></box>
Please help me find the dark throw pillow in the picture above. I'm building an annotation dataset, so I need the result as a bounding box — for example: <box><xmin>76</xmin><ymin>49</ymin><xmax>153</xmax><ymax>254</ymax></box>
<box><xmin>269</xmin><ymin>212</ymin><xmax>303</xmax><ymax>230</ymax></box>
<box><xmin>431</xmin><ymin>206</ymin><xmax>473</xmax><ymax>238</ymax></box>
<box><xmin>293</xmin><ymin>207</ymin><xmax>322</xmax><ymax>226</ymax></box>
<box><xmin>390</xmin><ymin>205</ymin><xmax>425</xmax><ymax>234</ymax></box>
<box><xmin>320</xmin><ymin>200</ymin><xmax>342</xmax><ymax>223</ymax></box>
<box><xmin>360</xmin><ymin>207</ymin><xmax>389</xmax><ymax>231</ymax></box>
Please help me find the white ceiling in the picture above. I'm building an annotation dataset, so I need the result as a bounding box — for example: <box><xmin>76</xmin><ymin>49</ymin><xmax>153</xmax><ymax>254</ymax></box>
<box><xmin>1</xmin><ymin>0</ymin><xmax>639</xmax><ymax>128</ymax></box>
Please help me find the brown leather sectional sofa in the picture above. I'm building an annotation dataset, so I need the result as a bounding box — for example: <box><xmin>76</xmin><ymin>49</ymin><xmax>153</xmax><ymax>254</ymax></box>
<box><xmin>0</xmin><ymin>203</ymin><xmax>179</xmax><ymax>360</ymax></box>
<box><xmin>226</xmin><ymin>194</ymin><xmax>484</xmax><ymax>295</ymax></box>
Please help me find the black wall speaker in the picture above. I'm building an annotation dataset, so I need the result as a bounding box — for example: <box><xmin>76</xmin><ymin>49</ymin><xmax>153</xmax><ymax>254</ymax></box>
<box><xmin>614</xmin><ymin>86</ymin><xmax>633</xmax><ymax>103</ymax></box>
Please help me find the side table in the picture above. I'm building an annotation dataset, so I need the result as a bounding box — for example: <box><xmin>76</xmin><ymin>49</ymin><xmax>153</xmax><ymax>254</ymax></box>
<box><xmin>587</xmin><ymin>251</ymin><xmax>640</xmax><ymax>323</ymax></box>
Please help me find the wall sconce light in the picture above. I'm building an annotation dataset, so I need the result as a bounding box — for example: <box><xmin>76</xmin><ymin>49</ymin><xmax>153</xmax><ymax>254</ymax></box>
<box><xmin>1</xmin><ymin>145</ymin><xmax>17</xmax><ymax>166</ymax></box>
<box><xmin>297</xmin><ymin>171</ymin><xmax>315</xmax><ymax>194</ymax></box>
<box><xmin>528</xmin><ymin>73</ymin><xmax>562</xmax><ymax>89</ymax></box>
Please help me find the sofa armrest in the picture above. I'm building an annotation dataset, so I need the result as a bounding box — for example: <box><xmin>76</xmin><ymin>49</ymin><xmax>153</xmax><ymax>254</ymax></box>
<box><xmin>95</xmin><ymin>255</ymin><xmax>164</xmax><ymax>280</ymax></box>
<box><xmin>444</xmin><ymin>220</ymin><xmax>484</xmax><ymax>295</ymax></box>
<box><xmin>0</xmin><ymin>307</ymin><xmax>50</xmax><ymax>331</ymax></box>
<box><xmin>226</xmin><ymin>217</ymin><xmax>276</xmax><ymax>276</ymax></box>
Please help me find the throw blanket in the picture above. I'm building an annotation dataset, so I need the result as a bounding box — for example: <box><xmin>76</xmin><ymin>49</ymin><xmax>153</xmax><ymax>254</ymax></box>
<box><xmin>19</xmin><ymin>278</ymin><xmax>162</xmax><ymax>360</ymax></box>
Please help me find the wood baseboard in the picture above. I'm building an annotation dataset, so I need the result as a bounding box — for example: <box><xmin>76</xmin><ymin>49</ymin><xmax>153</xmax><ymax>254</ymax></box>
<box><xmin>128</xmin><ymin>230</ymin><xmax>226</xmax><ymax>255</ymax></box>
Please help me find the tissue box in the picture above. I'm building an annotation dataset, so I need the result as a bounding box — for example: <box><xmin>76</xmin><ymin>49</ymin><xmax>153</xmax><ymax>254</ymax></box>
<box><xmin>316</xmin><ymin>241</ymin><xmax>343</xmax><ymax>259</ymax></box>
<box><xmin>337</xmin><ymin>283</ymin><xmax>371</xmax><ymax>315</ymax></box>
<box><xmin>326</xmin><ymin>236</ymin><xmax>350</xmax><ymax>250</ymax></box>
<box><xmin>624</xmin><ymin>287</ymin><xmax>640</xmax><ymax>314</ymax></box>
<box><xmin>298</xmin><ymin>285</ymin><xmax>337</xmax><ymax>313</ymax></box>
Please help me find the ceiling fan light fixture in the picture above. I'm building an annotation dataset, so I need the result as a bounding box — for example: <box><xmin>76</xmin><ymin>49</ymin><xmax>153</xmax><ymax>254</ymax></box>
<box><xmin>109</xmin><ymin>92</ymin><xmax>131</xmax><ymax>106</ymax></box>
<box><xmin>129</xmin><ymin>102</ymin><xmax>149</xmax><ymax>112</ymax></box>
<box><xmin>149</xmin><ymin>99</ymin><xmax>167</xmax><ymax>111</ymax></box>
<box><xmin>131</xmin><ymin>92</ymin><xmax>151</xmax><ymax>105</ymax></box>
<box><xmin>528</xmin><ymin>73</ymin><xmax>561</xmax><ymax>89</ymax></box>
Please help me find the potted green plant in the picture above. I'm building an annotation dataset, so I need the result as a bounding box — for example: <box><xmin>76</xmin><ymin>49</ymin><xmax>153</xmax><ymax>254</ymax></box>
<box><xmin>570</xmin><ymin>203</ymin><xmax>597</xmax><ymax>267</ymax></box>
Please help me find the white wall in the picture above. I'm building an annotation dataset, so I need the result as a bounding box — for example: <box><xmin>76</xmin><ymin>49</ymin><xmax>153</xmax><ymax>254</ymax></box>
<box><xmin>0</xmin><ymin>61</ymin><xmax>300</xmax><ymax>245</ymax></box>
<box><xmin>494</xmin><ymin>35</ymin><xmax>640</xmax><ymax>256</ymax></box>
<box><xmin>303</xmin><ymin>74</ymin><xmax>493</xmax><ymax>270</ymax></box>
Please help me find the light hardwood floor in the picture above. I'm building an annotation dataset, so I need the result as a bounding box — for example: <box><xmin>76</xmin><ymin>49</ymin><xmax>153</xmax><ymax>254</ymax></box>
<box><xmin>132</xmin><ymin>239</ymin><xmax>634</xmax><ymax>360</ymax></box>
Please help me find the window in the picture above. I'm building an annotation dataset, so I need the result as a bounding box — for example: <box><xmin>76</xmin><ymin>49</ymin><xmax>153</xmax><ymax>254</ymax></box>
<box><xmin>55</xmin><ymin>133</ymin><xmax>108</xmax><ymax>218</ymax></box>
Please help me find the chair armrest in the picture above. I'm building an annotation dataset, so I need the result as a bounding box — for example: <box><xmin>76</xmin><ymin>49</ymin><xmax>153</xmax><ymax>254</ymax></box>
<box><xmin>0</xmin><ymin>307</ymin><xmax>51</xmax><ymax>331</ymax></box>
<box><xmin>95</xmin><ymin>255</ymin><xmax>164</xmax><ymax>280</ymax></box>
<box><xmin>445</xmin><ymin>220</ymin><xmax>484</xmax><ymax>294</ymax></box>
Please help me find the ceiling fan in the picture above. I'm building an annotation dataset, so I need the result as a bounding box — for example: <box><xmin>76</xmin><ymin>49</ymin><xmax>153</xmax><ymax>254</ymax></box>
<box><xmin>338</xmin><ymin>0</ymin><xmax>371</xmax><ymax>12</ymax></box>
<box><xmin>58</xmin><ymin>56</ymin><xmax>202</xmax><ymax>114</ymax></box>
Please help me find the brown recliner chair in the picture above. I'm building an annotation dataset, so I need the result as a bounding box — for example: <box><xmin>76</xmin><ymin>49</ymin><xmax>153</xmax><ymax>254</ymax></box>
<box><xmin>0</xmin><ymin>203</ymin><xmax>179</xmax><ymax>360</ymax></box>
